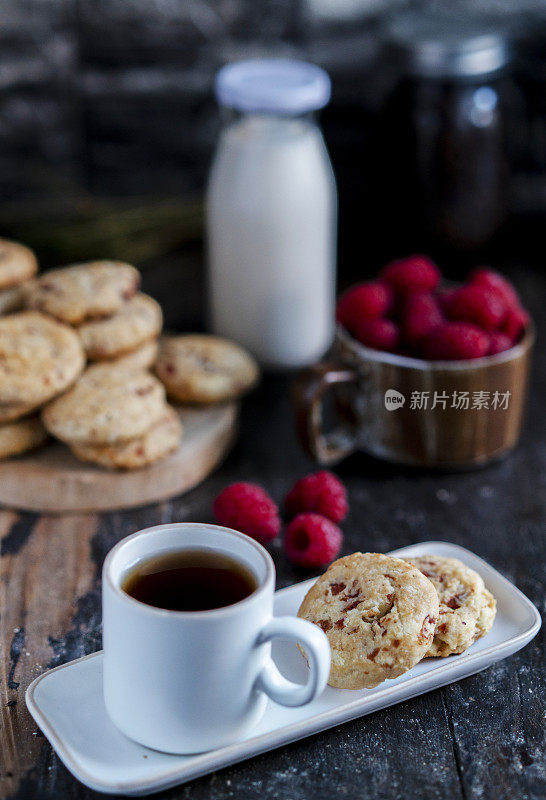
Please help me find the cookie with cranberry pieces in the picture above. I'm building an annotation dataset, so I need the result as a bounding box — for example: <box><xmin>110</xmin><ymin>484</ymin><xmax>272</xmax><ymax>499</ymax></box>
<box><xmin>25</xmin><ymin>260</ymin><xmax>140</xmax><ymax>324</ymax></box>
<box><xmin>297</xmin><ymin>552</ymin><xmax>439</xmax><ymax>689</ymax></box>
<box><xmin>0</xmin><ymin>311</ymin><xmax>85</xmax><ymax>406</ymax></box>
<box><xmin>0</xmin><ymin>283</ymin><xmax>28</xmax><ymax>315</ymax></box>
<box><xmin>106</xmin><ymin>338</ymin><xmax>159</xmax><ymax>371</ymax></box>
<box><xmin>0</xmin><ymin>401</ymin><xmax>41</xmax><ymax>424</ymax></box>
<box><xmin>156</xmin><ymin>334</ymin><xmax>259</xmax><ymax>404</ymax></box>
<box><xmin>407</xmin><ymin>555</ymin><xmax>496</xmax><ymax>657</ymax></box>
<box><xmin>0</xmin><ymin>239</ymin><xmax>38</xmax><ymax>290</ymax></box>
<box><xmin>42</xmin><ymin>362</ymin><xmax>167</xmax><ymax>445</ymax></box>
<box><xmin>70</xmin><ymin>405</ymin><xmax>182</xmax><ymax>469</ymax></box>
<box><xmin>78</xmin><ymin>293</ymin><xmax>162</xmax><ymax>360</ymax></box>
<box><xmin>0</xmin><ymin>415</ymin><xmax>48</xmax><ymax>459</ymax></box>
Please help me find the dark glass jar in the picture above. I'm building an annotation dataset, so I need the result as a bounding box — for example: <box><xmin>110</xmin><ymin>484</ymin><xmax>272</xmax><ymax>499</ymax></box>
<box><xmin>380</xmin><ymin>10</ymin><xmax>519</xmax><ymax>253</ymax></box>
<box><xmin>515</xmin><ymin>14</ymin><xmax>546</xmax><ymax>217</ymax></box>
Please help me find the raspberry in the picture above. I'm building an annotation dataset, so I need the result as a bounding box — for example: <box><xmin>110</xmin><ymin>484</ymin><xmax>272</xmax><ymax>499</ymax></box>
<box><xmin>444</xmin><ymin>284</ymin><xmax>506</xmax><ymax>331</ymax></box>
<box><xmin>488</xmin><ymin>332</ymin><xmax>513</xmax><ymax>356</ymax></box>
<box><xmin>336</xmin><ymin>282</ymin><xmax>393</xmax><ymax>334</ymax></box>
<box><xmin>352</xmin><ymin>317</ymin><xmax>399</xmax><ymax>352</ymax></box>
<box><xmin>471</xmin><ymin>268</ymin><xmax>520</xmax><ymax>311</ymax></box>
<box><xmin>502</xmin><ymin>305</ymin><xmax>529</xmax><ymax>341</ymax></box>
<box><xmin>285</xmin><ymin>470</ymin><xmax>348</xmax><ymax>523</ymax></box>
<box><xmin>437</xmin><ymin>287</ymin><xmax>457</xmax><ymax>311</ymax></box>
<box><xmin>284</xmin><ymin>513</ymin><xmax>342</xmax><ymax>568</ymax></box>
<box><xmin>213</xmin><ymin>482</ymin><xmax>280</xmax><ymax>544</ymax></box>
<box><xmin>401</xmin><ymin>292</ymin><xmax>444</xmax><ymax>347</ymax></box>
<box><xmin>422</xmin><ymin>322</ymin><xmax>490</xmax><ymax>361</ymax></box>
<box><xmin>380</xmin><ymin>254</ymin><xmax>440</xmax><ymax>294</ymax></box>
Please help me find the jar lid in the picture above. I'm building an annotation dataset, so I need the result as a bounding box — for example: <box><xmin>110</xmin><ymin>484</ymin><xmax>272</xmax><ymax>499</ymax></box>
<box><xmin>214</xmin><ymin>59</ymin><xmax>331</xmax><ymax>114</ymax></box>
<box><xmin>386</xmin><ymin>10</ymin><xmax>512</xmax><ymax>79</ymax></box>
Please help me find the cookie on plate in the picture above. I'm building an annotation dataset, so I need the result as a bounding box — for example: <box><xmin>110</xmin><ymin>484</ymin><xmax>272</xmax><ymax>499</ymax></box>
<box><xmin>0</xmin><ymin>415</ymin><xmax>48</xmax><ymax>459</ymax></box>
<box><xmin>407</xmin><ymin>555</ymin><xmax>496</xmax><ymax>657</ymax></box>
<box><xmin>42</xmin><ymin>362</ymin><xmax>167</xmax><ymax>445</ymax></box>
<box><xmin>298</xmin><ymin>553</ymin><xmax>439</xmax><ymax>689</ymax></box>
<box><xmin>0</xmin><ymin>283</ymin><xmax>27</xmax><ymax>316</ymax></box>
<box><xmin>70</xmin><ymin>405</ymin><xmax>182</xmax><ymax>469</ymax></box>
<box><xmin>0</xmin><ymin>239</ymin><xmax>38</xmax><ymax>290</ymax></box>
<box><xmin>78</xmin><ymin>293</ymin><xmax>162</xmax><ymax>360</ymax></box>
<box><xmin>25</xmin><ymin>260</ymin><xmax>140</xmax><ymax>324</ymax></box>
<box><xmin>0</xmin><ymin>311</ymin><xmax>85</xmax><ymax>405</ymax></box>
<box><xmin>155</xmin><ymin>334</ymin><xmax>259</xmax><ymax>404</ymax></box>
<box><xmin>107</xmin><ymin>339</ymin><xmax>159</xmax><ymax>371</ymax></box>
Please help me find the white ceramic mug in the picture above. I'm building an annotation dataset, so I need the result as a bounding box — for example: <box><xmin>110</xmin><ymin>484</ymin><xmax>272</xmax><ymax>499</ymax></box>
<box><xmin>102</xmin><ymin>523</ymin><xmax>331</xmax><ymax>754</ymax></box>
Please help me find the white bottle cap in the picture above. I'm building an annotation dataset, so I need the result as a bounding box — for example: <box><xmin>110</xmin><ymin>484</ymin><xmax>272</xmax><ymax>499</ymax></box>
<box><xmin>215</xmin><ymin>59</ymin><xmax>331</xmax><ymax>115</ymax></box>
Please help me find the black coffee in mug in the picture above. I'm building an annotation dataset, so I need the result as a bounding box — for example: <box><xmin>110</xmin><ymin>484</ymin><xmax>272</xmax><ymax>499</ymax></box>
<box><xmin>121</xmin><ymin>548</ymin><xmax>258</xmax><ymax>612</ymax></box>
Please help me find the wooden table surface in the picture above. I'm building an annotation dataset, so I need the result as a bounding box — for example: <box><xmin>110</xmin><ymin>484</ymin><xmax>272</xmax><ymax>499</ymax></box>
<box><xmin>1</xmin><ymin>261</ymin><xmax>545</xmax><ymax>800</ymax></box>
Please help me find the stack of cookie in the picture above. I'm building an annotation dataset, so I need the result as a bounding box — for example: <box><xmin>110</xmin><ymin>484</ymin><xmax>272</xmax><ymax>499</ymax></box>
<box><xmin>24</xmin><ymin>260</ymin><xmax>163</xmax><ymax>369</ymax></box>
<box><xmin>0</xmin><ymin>238</ymin><xmax>39</xmax><ymax>315</ymax></box>
<box><xmin>0</xmin><ymin>250</ymin><xmax>260</xmax><ymax>468</ymax></box>
<box><xmin>298</xmin><ymin>552</ymin><xmax>496</xmax><ymax>690</ymax></box>
<box><xmin>18</xmin><ymin>259</ymin><xmax>180</xmax><ymax>469</ymax></box>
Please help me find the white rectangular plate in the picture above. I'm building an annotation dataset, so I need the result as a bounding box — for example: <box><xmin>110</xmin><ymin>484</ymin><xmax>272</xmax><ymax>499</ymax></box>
<box><xmin>26</xmin><ymin>541</ymin><xmax>541</xmax><ymax>796</ymax></box>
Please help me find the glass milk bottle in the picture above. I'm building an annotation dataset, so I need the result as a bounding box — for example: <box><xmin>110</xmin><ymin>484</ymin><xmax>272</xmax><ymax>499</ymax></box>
<box><xmin>207</xmin><ymin>59</ymin><xmax>337</xmax><ymax>369</ymax></box>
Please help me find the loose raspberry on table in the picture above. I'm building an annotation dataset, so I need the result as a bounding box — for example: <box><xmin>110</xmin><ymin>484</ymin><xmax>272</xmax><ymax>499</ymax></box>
<box><xmin>401</xmin><ymin>292</ymin><xmax>444</xmax><ymax>347</ymax></box>
<box><xmin>422</xmin><ymin>322</ymin><xmax>490</xmax><ymax>361</ymax></box>
<box><xmin>336</xmin><ymin>282</ymin><xmax>393</xmax><ymax>334</ymax></box>
<box><xmin>352</xmin><ymin>317</ymin><xmax>399</xmax><ymax>352</ymax></box>
<box><xmin>380</xmin><ymin>254</ymin><xmax>440</xmax><ymax>294</ymax></box>
<box><xmin>213</xmin><ymin>482</ymin><xmax>280</xmax><ymax>544</ymax></box>
<box><xmin>444</xmin><ymin>284</ymin><xmax>506</xmax><ymax>331</ymax></box>
<box><xmin>488</xmin><ymin>332</ymin><xmax>513</xmax><ymax>355</ymax></box>
<box><xmin>285</xmin><ymin>470</ymin><xmax>348</xmax><ymax>523</ymax></box>
<box><xmin>284</xmin><ymin>513</ymin><xmax>342</xmax><ymax>568</ymax></box>
<box><xmin>471</xmin><ymin>268</ymin><xmax>521</xmax><ymax>311</ymax></box>
<box><xmin>502</xmin><ymin>305</ymin><xmax>530</xmax><ymax>340</ymax></box>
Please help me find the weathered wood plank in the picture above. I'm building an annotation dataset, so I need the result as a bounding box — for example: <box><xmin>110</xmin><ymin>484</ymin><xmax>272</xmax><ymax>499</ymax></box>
<box><xmin>443</xmin><ymin>515</ymin><xmax>546</xmax><ymax>800</ymax></box>
<box><xmin>0</xmin><ymin>514</ymin><xmax>98</xmax><ymax>798</ymax></box>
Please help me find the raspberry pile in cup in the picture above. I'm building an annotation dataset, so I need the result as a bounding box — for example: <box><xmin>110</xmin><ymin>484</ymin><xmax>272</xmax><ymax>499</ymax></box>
<box><xmin>336</xmin><ymin>255</ymin><xmax>530</xmax><ymax>360</ymax></box>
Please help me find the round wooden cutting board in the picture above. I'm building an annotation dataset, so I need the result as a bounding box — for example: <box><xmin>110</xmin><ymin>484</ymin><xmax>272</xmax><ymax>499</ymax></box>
<box><xmin>0</xmin><ymin>404</ymin><xmax>238</xmax><ymax>513</ymax></box>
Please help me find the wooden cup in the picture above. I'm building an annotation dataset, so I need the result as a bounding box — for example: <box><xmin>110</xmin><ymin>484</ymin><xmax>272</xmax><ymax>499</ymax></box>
<box><xmin>293</xmin><ymin>325</ymin><xmax>534</xmax><ymax>469</ymax></box>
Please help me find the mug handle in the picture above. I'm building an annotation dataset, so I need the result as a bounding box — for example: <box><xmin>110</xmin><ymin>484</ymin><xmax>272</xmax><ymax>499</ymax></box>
<box><xmin>255</xmin><ymin>617</ymin><xmax>331</xmax><ymax>707</ymax></box>
<box><xmin>292</xmin><ymin>362</ymin><xmax>359</xmax><ymax>465</ymax></box>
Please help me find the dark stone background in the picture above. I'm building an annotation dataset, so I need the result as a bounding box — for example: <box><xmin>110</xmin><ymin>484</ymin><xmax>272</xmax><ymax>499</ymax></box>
<box><xmin>1</xmin><ymin>0</ymin><xmax>545</xmax><ymax>205</ymax></box>
<box><xmin>1</xmin><ymin>0</ymin><xmax>384</xmax><ymax>201</ymax></box>
<box><xmin>3</xmin><ymin>0</ymin><xmax>546</xmax><ymax>284</ymax></box>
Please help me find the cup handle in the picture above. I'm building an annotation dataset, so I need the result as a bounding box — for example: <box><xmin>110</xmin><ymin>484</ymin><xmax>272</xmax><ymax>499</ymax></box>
<box><xmin>255</xmin><ymin>617</ymin><xmax>331</xmax><ymax>708</ymax></box>
<box><xmin>292</xmin><ymin>362</ymin><xmax>358</xmax><ymax>465</ymax></box>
